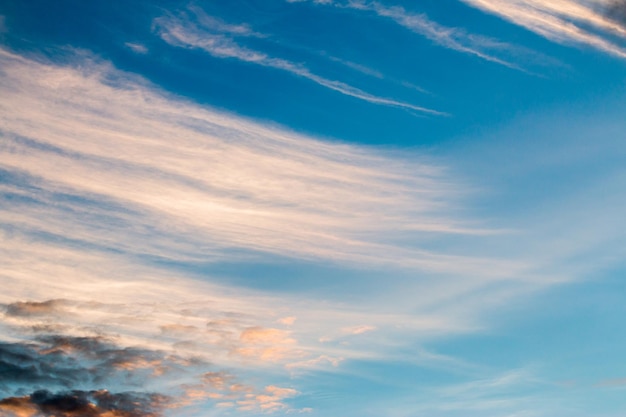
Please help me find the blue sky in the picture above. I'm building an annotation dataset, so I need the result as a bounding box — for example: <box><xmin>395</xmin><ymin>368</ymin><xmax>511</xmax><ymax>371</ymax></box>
<box><xmin>1</xmin><ymin>1</ymin><xmax>626</xmax><ymax>416</ymax></box>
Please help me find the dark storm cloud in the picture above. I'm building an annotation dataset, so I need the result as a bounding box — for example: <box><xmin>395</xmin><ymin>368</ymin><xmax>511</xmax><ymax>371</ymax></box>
<box><xmin>0</xmin><ymin>389</ymin><xmax>167</xmax><ymax>417</ymax></box>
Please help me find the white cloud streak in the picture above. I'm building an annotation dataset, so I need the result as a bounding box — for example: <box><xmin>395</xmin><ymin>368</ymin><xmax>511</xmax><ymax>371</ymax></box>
<box><xmin>0</xmin><ymin>46</ymin><xmax>535</xmax><ymax>374</ymax></box>
<box><xmin>125</xmin><ymin>42</ymin><xmax>148</xmax><ymax>54</ymax></box>
<box><xmin>460</xmin><ymin>0</ymin><xmax>626</xmax><ymax>58</ymax></box>
<box><xmin>0</xmin><ymin>47</ymin><xmax>514</xmax><ymax>275</ymax></box>
<box><xmin>2</xmin><ymin>44</ymin><xmax>610</xmax><ymax>415</ymax></box>
<box><xmin>342</xmin><ymin>0</ymin><xmax>527</xmax><ymax>70</ymax></box>
<box><xmin>153</xmin><ymin>11</ymin><xmax>445</xmax><ymax>115</ymax></box>
<box><xmin>288</xmin><ymin>0</ymin><xmax>550</xmax><ymax>71</ymax></box>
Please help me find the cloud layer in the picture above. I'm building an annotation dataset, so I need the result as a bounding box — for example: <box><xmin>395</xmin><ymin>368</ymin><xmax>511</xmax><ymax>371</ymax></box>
<box><xmin>0</xmin><ymin>47</ymin><xmax>502</xmax><ymax>274</ymax></box>
<box><xmin>0</xmin><ymin>44</ymin><xmax>530</xmax><ymax>414</ymax></box>
<box><xmin>461</xmin><ymin>0</ymin><xmax>626</xmax><ymax>57</ymax></box>
<box><xmin>5</xmin><ymin>35</ymin><xmax>623</xmax><ymax>414</ymax></box>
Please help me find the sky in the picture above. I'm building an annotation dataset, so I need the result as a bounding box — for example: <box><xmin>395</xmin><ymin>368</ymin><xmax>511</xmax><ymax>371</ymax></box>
<box><xmin>0</xmin><ymin>0</ymin><xmax>626</xmax><ymax>416</ymax></box>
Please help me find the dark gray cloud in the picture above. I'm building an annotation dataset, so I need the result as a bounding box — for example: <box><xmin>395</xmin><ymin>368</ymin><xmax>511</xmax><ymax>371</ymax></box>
<box><xmin>605</xmin><ymin>0</ymin><xmax>626</xmax><ymax>25</ymax></box>
<box><xmin>0</xmin><ymin>340</ymin><xmax>83</xmax><ymax>390</ymax></box>
<box><xmin>0</xmin><ymin>335</ymin><xmax>185</xmax><ymax>400</ymax></box>
<box><xmin>5</xmin><ymin>300</ymin><xmax>69</xmax><ymax>317</ymax></box>
<box><xmin>0</xmin><ymin>389</ymin><xmax>167</xmax><ymax>417</ymax></box>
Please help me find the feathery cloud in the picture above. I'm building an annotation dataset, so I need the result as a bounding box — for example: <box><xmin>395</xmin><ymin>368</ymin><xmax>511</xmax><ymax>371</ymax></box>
<box><xmin>460</xmin><ymin>0</ymin><xmax>626</xmax><ymax>57</ymax></box>
<box><xmin>287</xmin><ymin>0</ymin><xmax>551</xmax><ymax>71</ymax></box>
<box><xmin>341</xmin><ymin>0</ymin><xmax>527</xmax><ymax>69</ymax></box>
<box><xmin>124</xmin><ymin>42</ymin><xmax>148</xmax><ymax>54</ymax></box>
<box><xmin>0</xmin><ymin>44</ymin><xmax>598</xmax><ymax>415</ymax></box>
<box><xmin>153</xmin><ymin>10</ymin><xmax>445</xmax><ymax>115</ymax></box>
<box><xmin>0</xmin><ymin>47</ymin><xmax>508</xmax><ymax>275</ymax></box>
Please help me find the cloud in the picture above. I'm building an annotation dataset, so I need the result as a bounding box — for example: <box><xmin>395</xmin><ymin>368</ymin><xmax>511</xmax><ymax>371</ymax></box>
<box><xmin>0</xmin><ymin>390</ymin><xmax>167</xmax><ymax>417</ymax></box>
<box><xmin>0</xmin><ymin>46</ymin><xmax>510</xmax><ymax>276</ymax></box>
<box><xmin>153</xmin><ymin>10</ymin><xmax>445</xmax><ymax>115</ymax></box>
<box><xmin>596</xmin><ymin>377</ymin><xmax>626</xmax><ymax>387</ymax></box>
<box><xmin>342</xmin><ymin>1</ymin><xmax>526</xmax><ymax>70</ymax></box>
<box><xmin>178</xmin><ymin>372</ymin><xmax>304</xmax><ymax>412</ymax></box>
<box><xmin>124</xmin><ymin>42</ymin><xmax>148</xmax><ymax>54</ymax></box>
<box><xmin>3</xmin><ymin>43</ymin><xmax>616</xmax><ymax>415</ymax></box>
<box><xmin>186</xmin><ymin>5</ymin><xmax>261</xmax><ymax>37</ymax></box>
<box><xmin>0</xmin><ymin>336</ymin><xmax>181</xmax><ymax>394</ymax></box>
<box><xmin>0</xmin><ymin>334</ymin><xmax>223</xmax><ymax>415</ymax></box>
<box><xmin>374</xmin><ymin>368</ymin><xmax>547</xmax><ymax>416</ymax></box>
<box><xmin>460</xmin><ymin>0</ymin><xmax>626</xmax><ymax>58</ymax></box>
<box><xmin>605</xmin><ymin>0</ymin><xmax>626</xmax><ymax>25</ymax></box>
<box><xmin>237</xmin><ymin>385</ymin><xmax>299</xmax><ymax>413</ymax></box>
<box><xmin>0</xmin><ymin>323</ymin><xmax>306</xmax><ymax>413</ymax></box>
<box><xmin>341</xmin><ymin>325</ymin><xmax>376</xmax><ymax>335</ymax></box>
<box><xmin>277</xmin><ymin>316</ymin><xmax>297</xmax><ymax>326</ymax></box>
<box><xmin>325</xmin><ymin>55</ymin><xmax>384</xmax><ymax>79</ymax></box>
<box><xmin>240</xmin><ymin>327</ymin><xmax>295</xmax><ymax>345</ymax></box>
<box><xmin>288</xmin><ymin>0</ymin><xmax>550</xmax><ymax>71</ymax></box>
<box><xmin>236</xmin><ymin>327</ymin><xmax>301</xmax><ymax>362</ymax></box>
<box><xmin>286</xmin><ymin>355</ymin><xmax>343</xmax><ymax>371</ymax></box>
<box><xmin>4</xmin><ymin>300</ymin><xmax>69</xmax><ymax>317</ymax></box>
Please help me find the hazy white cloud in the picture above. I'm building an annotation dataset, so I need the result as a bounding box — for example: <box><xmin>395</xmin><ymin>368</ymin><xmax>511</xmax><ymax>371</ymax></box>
<box><xmin>286</xmin><ymin>355</ymin><xmax>343</xmax><ymax>371</ymax></box>
<box><xmin>597</xmin><ymin>377</ymin><xmax>626</xmax><ymax>387</ymax></box>
<box><xmin>237</xmin><ymin>385</ymin><xmax>299</xmax><ymax>413</ymax></box>
<box><xmin>0</xmin><ymin>47</ymin><xmax>512</xmax><ymax>276</ymax></box>
<box><xmin>365</xmin><ymin>368</ymin><xmax>553</xmax><ymax>417</ymax></box>
<box><xmin>153</xmin><ymin>11</ymin><xmax>445</xmax><ymax>115</ymax></box>
<box><xmin>341</xmin><ymin>325</ymin><xmax>377</xmax><ymax>335</ymax></box>
<box><xmin>236</xmin><ymin>327</ymin><xmax>301</xmax><ymax>362</ymax></box>
<box><xmin>325</xmin><ymin>54</ymin><xmax>385</xmax><ymax>78</ymax></box>
<box><xmin>125</xmin><ymin>42</ymin><xmax>148</xmax><ymax>54</ymax></box>
<box><xmin>461</xmin><ymin>0</ymin><xmax>626</xmax><ymax>57</ymax></box>
<box><xmin>277</xmin><ymin>316</ymin><xmax>297</xmax><ymax>326</ymax></box>
<box><xmin>187</xmin><ymin>5</ymin><xmax>261</xmax><ymax>37</ymax></box>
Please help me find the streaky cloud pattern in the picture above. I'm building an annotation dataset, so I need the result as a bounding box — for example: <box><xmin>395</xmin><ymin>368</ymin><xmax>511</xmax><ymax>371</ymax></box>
<box><xmin>287</xmin><ymin>0</ymin><xmax>554</xmax><ymax>72</ymax></box>
<box><xmin>153</xmin><ymin>7</ymin><xmax>445</xmax><ymax>115</ymax></box>
<box><xmin>460</xmin><ymin>0</ymin><xmax>626</xmax><ymax>57</ymax></box>
<box><xmin>0</xmin><ymin>46</ymin><xmax>524</xmax><ymax>415</ymax></box>
<box><xmin>2</xmin><ymin>1</ymin><xmax>626</xmax><ymax>416</ymax></box>
<box><xmin>0</xmin><ymin>48</ymin><xmax>492</xmax><ymax>271</ymax></box>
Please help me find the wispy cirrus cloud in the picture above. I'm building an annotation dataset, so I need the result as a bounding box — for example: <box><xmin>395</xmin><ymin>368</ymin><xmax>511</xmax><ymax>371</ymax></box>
<box><xmin>0</xmin><ymin>47</ymin><xmax>506</xmax><ymax>274</ymax></box>
<box><xmin>152</xmin><ymin>9</ymin><xmax>444</xmax><ymax>115</ymax></box>
<box><xmin>287</xmin><ymin>0</ymin><xmax>552</xmax><ymax>71</ymax></box>
<box><xmin>2</xmin><ymin>44</ymin><xmax>609</xmax><ymax>415</ymax></box>
<box><xmin>597</xmin><ymin>377</ymin><xmax>626</xmax><ymax>387</ymax></box>
<box><xmin>341</xmin><ymin>0</ymin><xmax>527</xmax><ymax>70</ymax></box>
<box><xmin>125</xmin><ymin>42</ymin><xmax>149</xmax><ymax>54</ymax></box>
<box><xmin>0</xmin><ymin>47</ymin><xmax>565</xmax><ymax>376</ymax></box>
<box><xmin>460</xmin><ymin>0</ymin><xmax>626</xmax><ymax>58</ymax></box>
